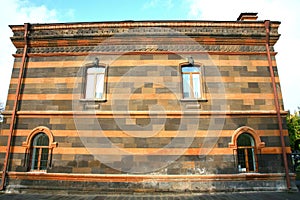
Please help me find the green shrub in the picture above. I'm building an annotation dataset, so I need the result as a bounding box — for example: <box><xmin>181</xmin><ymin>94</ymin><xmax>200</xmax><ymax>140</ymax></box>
<box><xmin>296</xmin><ymin>165</ymin><xmax>300</xmax><ymax>180</ymax></box>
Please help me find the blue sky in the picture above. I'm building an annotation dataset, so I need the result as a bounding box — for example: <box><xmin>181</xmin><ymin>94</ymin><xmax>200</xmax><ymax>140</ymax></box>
<box><xmin>28</xmin><ymin>0</ymin><xmax>190</xmax><ymax>22</ymax></box>
<box><xmin>0</xmin><ymin>0</ymin><xmax>299</xmax><ymax>111</ymax></box>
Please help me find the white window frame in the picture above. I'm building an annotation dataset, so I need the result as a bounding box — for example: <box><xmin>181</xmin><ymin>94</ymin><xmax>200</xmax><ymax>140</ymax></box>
<box><xmin>180</xmin><ymin>63</ymin><xmax>206</xmax><ymax>101</ymax></box>
<box><xmin>82</xmin><ymin>64</ymin><xmax>107</xmax><ymax>102</ymax></box>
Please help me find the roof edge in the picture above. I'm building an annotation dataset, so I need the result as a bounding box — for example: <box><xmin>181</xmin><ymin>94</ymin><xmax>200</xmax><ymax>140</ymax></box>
<box><xmin>9</xmin><ymin>19</ymin><xmax>281</xmax><ymax>30</ymax></box>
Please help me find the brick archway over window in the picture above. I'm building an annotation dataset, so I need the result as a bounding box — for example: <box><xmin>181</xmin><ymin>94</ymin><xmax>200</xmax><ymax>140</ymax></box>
<box><xmin>22</xmin><ymin>126</ymin><xmax>57</xmax><ymax>148</ymax></box>
<box><xmin>228</xmin><ymin>126</ymin><xmax>265</xmax><ymax>149</ymax></box>
<box><xmin>22</xmin><ymin>126</ymin><xmax>57</xmax><ymax>171</ymax></box>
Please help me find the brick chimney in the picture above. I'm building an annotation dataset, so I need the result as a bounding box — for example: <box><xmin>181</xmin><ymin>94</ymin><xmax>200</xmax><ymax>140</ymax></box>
<box><xmin>237</xmin><ymin>12</ymin><xmax>258</xmax><ymax>21</ymax></box>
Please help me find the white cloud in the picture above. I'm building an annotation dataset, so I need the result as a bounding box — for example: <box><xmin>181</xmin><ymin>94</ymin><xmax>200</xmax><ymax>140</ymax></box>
<box><xmin>186</xmin><ymin>0</ymin><xmax>300</xmax><ymax>111</ymax></box>
<box><xmin>19</xmin><ymin>5</ymin><xmax>57</xmax><ymax>23</ymax></box>
<box><xmin>0</xmin><ymin>0</ymin><xmax>59</xmax><ymax>107</ymax></box>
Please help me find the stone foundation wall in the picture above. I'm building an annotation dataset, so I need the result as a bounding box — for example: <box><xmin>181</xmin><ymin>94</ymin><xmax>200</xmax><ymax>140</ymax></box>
<box><xmin>5</xmin><ymin>173</ymin><xmax>297</xmax><ymax>194</ymax></box>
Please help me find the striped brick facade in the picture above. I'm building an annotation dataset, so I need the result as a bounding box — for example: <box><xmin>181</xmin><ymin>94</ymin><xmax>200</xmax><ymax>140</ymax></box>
<box><xmin>0</xmin><ymin>17</ymin><xmax>297</xmax><ymax>193</ymax></box>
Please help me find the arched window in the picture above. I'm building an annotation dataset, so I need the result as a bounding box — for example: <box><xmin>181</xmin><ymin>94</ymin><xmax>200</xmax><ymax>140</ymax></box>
<box><xmin>30</xmin><ymin>133</ymin><xmax>49</xmax><ymax>170</ymax></box>
<box><xmin>22</xmin><ymin>126</ymin><xmax>57</xmax><ymax>172</ymax></box>
<box><xmin>229</xmin><ymin>126</ymin><xmax>265</xmax><ymax>173</ymax></box>
<box><xmin>237</xmin><ymin>133</ymin><xmax>257</xmax><ymax>172</ymax></box>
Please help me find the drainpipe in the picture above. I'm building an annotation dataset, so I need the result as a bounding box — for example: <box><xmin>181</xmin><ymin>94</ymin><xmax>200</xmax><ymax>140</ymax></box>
<box><xmin>264</xmin><ymin>20</ymin><xmax>291</xmax><ymax>190</ymax></box>
<box><xmin>0</xmin><ymin>23</ymin><xmax>30</xmax><ymax>191</ymax></box>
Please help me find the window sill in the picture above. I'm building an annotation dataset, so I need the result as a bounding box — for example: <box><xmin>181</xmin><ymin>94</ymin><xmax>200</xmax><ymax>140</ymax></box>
<box><xmin>79</xmin><ymin>99</ymin><xmax>107</xmax><ymax>103</ymax></box>
<box><xmin>28</xmin><ymin>170</ymin><xmax>47</xmax><ymax>173</ymax></box>
<box><xmin>180</xmin><ymin>99</ymin><xmax>208</xmax><ymax>102</ymax></box>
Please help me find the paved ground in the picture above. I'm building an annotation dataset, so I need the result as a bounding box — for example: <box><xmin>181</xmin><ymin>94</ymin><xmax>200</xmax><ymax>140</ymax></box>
<box><xmin>0</xmin><ymin>191</ymin><xmax>299</xmax><ymax>200</ymax></box>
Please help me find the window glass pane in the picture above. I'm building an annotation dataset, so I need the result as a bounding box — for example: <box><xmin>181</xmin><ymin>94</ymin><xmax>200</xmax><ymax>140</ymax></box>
<box><xmin>237</xmin><ymin>134</ymin><xmax>254</xmax><ymax>146</ymax></box>
<box><xmin>192</xmin><ymin>74</ymin><xmax>201</xmax><ymax>98</ymax></box>
<box><xmin>40</xmin><ymin>148</ymin><xmax>49</xmax><ymax>170</ymax></box>
<box><xmin>85</xmin><ymin>74</ymin><xmax>95</xmax><ymax>99</ymax></box>
<box><xmin>87</xmin><ymin>67</ymin><xmax>105</xmax><ymax>73</ymax></box>
<box><xmin>247</xmin><ymin>148</ymin><xmax>255</xmax><ymax>171</ymax></box>
<box><xmin>182</xmin><ymin>74</ymin><xmax>191</xmax><ymax>98</ymax></box>
<box><xmin>182</xmin><ymin>66</ymin><xmax>199</xmax><ymax>72</ymax></box>
<box><xmin>37</xmin><ymin>134</ymin><xmax>49</xmax><ymax>146</ymax></box>
<box><xmin>31</xmin><ymin>147</ymin><xmax>39</xmax><ymax>170</ymax></box>
<box><xmin>32</xmin><ymin>133</ymin><xmax>49</xmax><ymax>146</ymax></box>
<box><xmin>95</xmin><ymin>73</ymin><xmax>104</xmax><ymax>99</ymax></box>
<box><xmin>237</xmin><ymin>149</ymin><xmax>246</xmax><ymax>168</ymax></box>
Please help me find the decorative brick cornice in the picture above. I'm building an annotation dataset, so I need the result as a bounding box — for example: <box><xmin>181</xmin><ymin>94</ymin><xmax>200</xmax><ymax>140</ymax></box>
<box><xmin>12</xmin><ymin>26</ymin><xmax>275</xmax><ymax>38</ymax></box>
<box><xmin>10</xmin><ymin>21</ymin><xmax>280</xmax><ymax>38</ymax></box>
<box><xmin>10</xmin><ymin>20</ymin><xmax>280</xmax><ymax>48</ymax></box>
<box><xmin>15</xmin><ymin>44</ymin><xmax>274</xmax><ymax>55</ymax></box>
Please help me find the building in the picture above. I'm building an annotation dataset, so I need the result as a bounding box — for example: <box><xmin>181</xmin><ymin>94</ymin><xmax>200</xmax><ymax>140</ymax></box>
<box><xmin>0</xmin><ymin>13</ymin><xmax>297</xmax><ymax>193</ymax></box>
